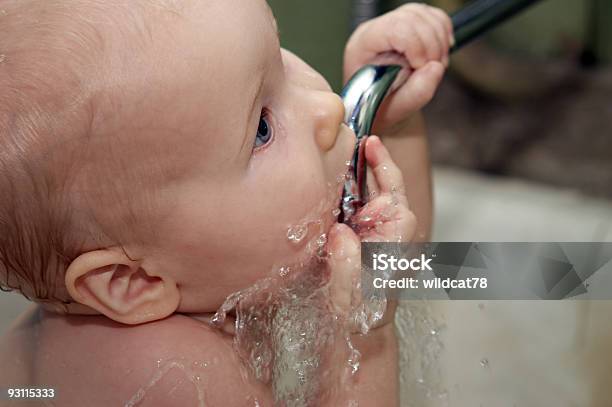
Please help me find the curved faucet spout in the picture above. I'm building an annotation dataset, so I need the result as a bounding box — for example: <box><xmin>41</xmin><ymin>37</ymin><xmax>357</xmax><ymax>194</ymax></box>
<box><xmin>338</xmin><ymin>0</ymin><xmax>544</xmax><ymax>224</ymax></box>
<box><xmin>339</xmin><ymin>65</ymin><xmax>401</xmax><ymax>223</ymax></box>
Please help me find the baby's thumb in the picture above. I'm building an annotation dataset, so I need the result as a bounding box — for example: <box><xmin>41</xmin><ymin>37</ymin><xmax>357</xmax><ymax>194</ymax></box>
<box><xmin>395</xmin><ymin>60</ymin><xmax>445</xmax><ymax>113</ymax></box>
<box><xmin>327</xmin><ymin>223</ymin><xmax>361</xmax><ymax>315</ymax></box>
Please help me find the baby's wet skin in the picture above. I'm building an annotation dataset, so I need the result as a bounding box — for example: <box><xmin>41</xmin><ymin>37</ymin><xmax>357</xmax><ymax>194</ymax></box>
<box><xmin>0</xmin><ymin>307</ymin><xmax>275</xmax><ymax>406</ymax></box>
<box><xmin>0</xmin><ymin>138</ymin><xmax>410</xmax><ymax>407</ymax></box>
<box><xmin>49</xmin><ymin>0</ymin><xmax>358</xmax><ymax>321</ymax></box>
<box><xmin>0</xmin><ymin>0</ymin><xmax>451</xmax><ymax>404</ymax></box>
<box><xmin>200</xmin><ymin>135</ymin><xmax>416</xmax><ymax>406</ymax></box>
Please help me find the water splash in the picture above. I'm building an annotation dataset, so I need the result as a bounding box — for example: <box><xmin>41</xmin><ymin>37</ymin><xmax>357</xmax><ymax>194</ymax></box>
<box><xmin>278</xmin><ymin>266</ymin><xmax>291</xmax><ymax>277</ymax></box>
<box><xmin>396</xmin><ymin>301</ymin><xmax>448</xmax><ymax>407</ymax></box>
<box><xmin>316</xmin><ymin>234</ymin><xmax>327</xmax><ymax>248</ymax></box>
<box><xmin>209</xmin><ymin>163</ymin><xmax>387</xmax><ymax>405</ymax></box>
<box><xmin>287</xmin><ymin>224</ymin><xmax>309</xmax><ymax>244</ymax></box>
<box><xmin>211</xmin><ymin>256</ymin><xmax>359</xmax><ymax>406</ymax></box>
<box><xmin>350</xmin><ymin>296</ymin><xmax>387</xmax><ymax>336</ymax></box>
<box><xmin>345</xmin><ymin>334</ymin><xmax>361</xmax><ymax>376</ymax></box>
<box><xmin>124</xmin><ymin>358</ymin><xmax>208</xmax><ymax>407</ymax></box>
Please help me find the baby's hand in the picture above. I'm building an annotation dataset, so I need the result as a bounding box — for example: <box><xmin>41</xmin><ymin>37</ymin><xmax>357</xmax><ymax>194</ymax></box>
<box><xmin>343</xmin><ymin>4</ymin><xmax>453</xmax><ymax>134</ymax></box>
<box><xmin>327</xmin><ymin>136</ymin><xmax>416</xmax><ymax>329</ymax></box>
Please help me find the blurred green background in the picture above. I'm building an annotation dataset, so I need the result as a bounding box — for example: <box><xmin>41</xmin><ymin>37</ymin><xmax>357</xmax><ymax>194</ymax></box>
<box><xmin>267</xmin><ymin>0</ymin><xmax>612</xmax><ymax>91</ymax></box>
<box><xmin>266</xmin><ymin>0</ymin><xmax>351</xmax><ymax>91</ymax></box>
<box><xmin>266</xmin><ymin>0</ymin><xmax>612</xmax><ymax>198</ymax></box>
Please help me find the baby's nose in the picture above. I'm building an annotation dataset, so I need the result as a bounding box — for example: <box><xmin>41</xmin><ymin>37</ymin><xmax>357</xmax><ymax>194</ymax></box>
<box><xmin>310</xmin><ymin>91</ymin><xmax>345</xmax><ymax>152</ymax></box>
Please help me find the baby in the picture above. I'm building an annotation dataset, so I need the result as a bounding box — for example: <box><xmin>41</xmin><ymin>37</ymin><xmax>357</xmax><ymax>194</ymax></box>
<box><xmin>0</xmin><ymin>0</ymin><xmax>451</xmax><ymax>405</ymax></box>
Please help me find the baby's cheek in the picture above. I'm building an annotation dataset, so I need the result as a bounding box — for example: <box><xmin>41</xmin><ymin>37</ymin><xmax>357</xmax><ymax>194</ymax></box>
<box><xmin>283</xmin><ymin>181</ymin><xmax>341</xmax><ymax>257</ymax></box>
<box><xmin>241</xmin><ymin>157</ymin><xmax>342</xmax><ymax>267</ymax></box>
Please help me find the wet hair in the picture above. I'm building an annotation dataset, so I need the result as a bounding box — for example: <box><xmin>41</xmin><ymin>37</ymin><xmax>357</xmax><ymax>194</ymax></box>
<box><xmin>0</xmin><ymin>0</ymin><xmax>178</xmax><ymax>305</ymax></box>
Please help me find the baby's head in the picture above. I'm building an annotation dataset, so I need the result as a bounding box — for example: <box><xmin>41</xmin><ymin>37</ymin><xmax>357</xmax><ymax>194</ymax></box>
<box><xmin>0</xmin><ymin>0</ymin><xmax>355</xmax><ymax>324</ymax></box>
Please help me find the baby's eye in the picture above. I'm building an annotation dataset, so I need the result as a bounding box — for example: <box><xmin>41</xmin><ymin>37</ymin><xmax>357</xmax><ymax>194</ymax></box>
<box><xmin>254</xmin><ymin>110</ymin><xmax>273</xmax><ymax>149</ymax></box>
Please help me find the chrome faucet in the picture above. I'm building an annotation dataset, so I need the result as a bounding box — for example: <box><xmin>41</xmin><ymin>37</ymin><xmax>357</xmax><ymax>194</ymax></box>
<box><xmin>339</xmin><ymin>0</ymin><xmax>544</xmax><ymax>223</ymax></box>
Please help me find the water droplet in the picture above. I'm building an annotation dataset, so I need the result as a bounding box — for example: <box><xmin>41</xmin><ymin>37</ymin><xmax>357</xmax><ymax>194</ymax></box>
<box><xmin>0</xmin><ymin>54</ymin><xmax>6</xmax><ymax>63</ymax></box>
<box><xmin>287</xmin><ymin>224</ymin><xmax>308</xmax><ymax>244</ymax></box>
<box><xmin>382</xmin><ymin>165</ymin><xmax>388</xmax><ymax>171</ymax></box>
<box><xmin>430</xmin><ymin>329</ymin><xmax>437</xmax><ymax>336</ymax></box>
<box><xmin>480</xmin><ymin>358</ymin><xmax>489</xmax><ymax>368</ymax></box>
<box><xmin>316</xmin><ymin>234</ymin><xmax>327</xmax><ymax>247</ymax></box>
<box><xmin>192</xmin><ymin>361</ymin><xmax>209</xmax><ymax>369</ymax></box>
<box><xmin>210</xmin><ymin>312</ymin><xmax>223</xmax><ymax>327</ymax></box>
<box><xmin>346</xmin><ymin>339</ymin><xmax>361</xmax><ymax>376</ymax></box>
<box><xmin>279</xmin><ymin>266</ymin><xmax>291</xmax><ymax>277</ymax></box>
<box><xmin>345</xmin><ymin>160</ymin><xmax>352</xmax><ymax>167</ymax></box>
<box><xmin>332</xmin><ymin>208</ymin><xmax>341</xmax><ymax>217</ymax></box>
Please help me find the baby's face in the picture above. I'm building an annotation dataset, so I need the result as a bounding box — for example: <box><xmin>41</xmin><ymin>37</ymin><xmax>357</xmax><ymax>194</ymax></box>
<box><xmin>112</xmin><ymin>0</ymin><xmax>355</xmax><ymax>310</ymax></box>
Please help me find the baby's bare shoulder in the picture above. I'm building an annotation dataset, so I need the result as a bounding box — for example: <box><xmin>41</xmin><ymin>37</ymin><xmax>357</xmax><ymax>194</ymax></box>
<box><xmin>111</xmin><ymin>314</ymin><xmax>272</xmax><ymax>406</ymax></box>
<box><xmin>31</xmin><ymin>312</ymin><xmax>272</xmax><ymax>406</ymax></box>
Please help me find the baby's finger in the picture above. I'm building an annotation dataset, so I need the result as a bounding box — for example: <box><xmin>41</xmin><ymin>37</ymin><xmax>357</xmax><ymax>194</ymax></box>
<box><xmin>343</xmin><ymin>15</ymin><xmax>389</xmax><ymax>79</ymax></box>
<box><xmin>364</xmin><ymin>136</ymin><xmax>405</xmax><ymax>195</ymax></box>
<box><xmin>412</xmin><ymin>6</ymin><xmax>449</xmax><ymax>65</ymax></box>
<box><xmin>327</xmin><ymin>223</ymin><xmax>361</xmax><ymax>315</ymax></box>
<box><xmin>365</xmin><ymin>163</ymin><xmax>380</xmax><ymax>200</ymax></box>
<box><xmin>410</xmin><ymin>10</ymin><xmax>443</xmax><ymax>63</ymax></box>
<box><xmin>394</xmin><ymin>22</ymin><xmax>429</xmax><ymax>70</ymax></box>
<box><xmin>354</xmin><ymin>193</ymin><xmax>416</xmax><ymax>240</ymax></box>
<box><xmin>389</xmin><ymin>60</ymin><xmax>445</xmax><ymax>115</ymax></box>
<box><xmin>429</xmin><ymin>6</ymin><xmax>454</xmax><ymax>47</ymax></box>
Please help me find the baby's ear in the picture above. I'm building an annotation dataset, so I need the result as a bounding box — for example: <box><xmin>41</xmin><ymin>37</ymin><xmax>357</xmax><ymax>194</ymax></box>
<box><xmin>64</xmin><ymin>248</ymin><xmax>180</xmax><ymax>325</ymax></box>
